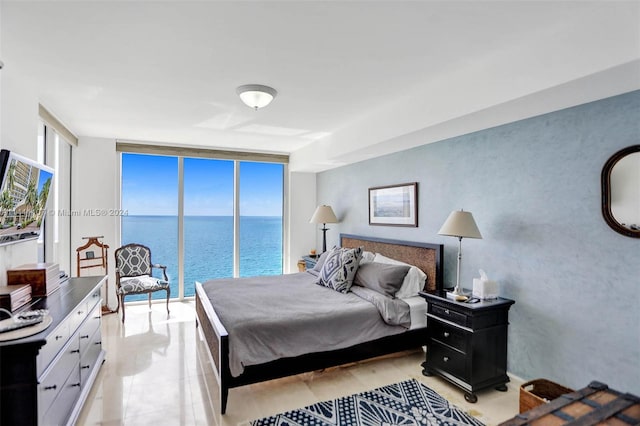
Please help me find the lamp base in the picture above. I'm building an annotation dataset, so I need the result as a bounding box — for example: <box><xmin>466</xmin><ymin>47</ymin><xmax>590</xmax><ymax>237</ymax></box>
<box><xmin>321</xmin><ymin>226</ymin><xmax>328</xmax><ymax>253</ymax></box>
<box><xmin>446</xmin><ymin>287</ymin><xmax>469</xmax><ymax>302</ymax></box>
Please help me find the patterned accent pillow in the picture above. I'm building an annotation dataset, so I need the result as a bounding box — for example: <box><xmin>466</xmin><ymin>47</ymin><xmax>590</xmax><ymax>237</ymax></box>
<box><xmin>315</xmin><ymin>246</ymin><xmax>363</xmax><ymax>293</ymax></box>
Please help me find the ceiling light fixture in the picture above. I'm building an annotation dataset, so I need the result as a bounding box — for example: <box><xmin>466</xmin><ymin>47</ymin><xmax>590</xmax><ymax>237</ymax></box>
<box><xmin>236</xmin><ymin>84</ymin><xmax>277</xmax><ymax>110</ymax></box>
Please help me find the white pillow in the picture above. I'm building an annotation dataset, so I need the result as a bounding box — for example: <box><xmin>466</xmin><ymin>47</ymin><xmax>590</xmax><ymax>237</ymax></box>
<box><xmin>359</xmin><ymin>251</ymin><xmax>376</xmax><ymax>265</ymax></box>
<box><xmin>373</xmin><ymin>253</ymin><xmax>426</xmax><ymax>298</ymax></box>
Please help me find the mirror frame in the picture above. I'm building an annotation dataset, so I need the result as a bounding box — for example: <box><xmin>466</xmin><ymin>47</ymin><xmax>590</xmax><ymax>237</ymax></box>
<box><xmin>601</xmin><ymin>144</ymin><xmax>640</xmax><ymax>238</ymax></box>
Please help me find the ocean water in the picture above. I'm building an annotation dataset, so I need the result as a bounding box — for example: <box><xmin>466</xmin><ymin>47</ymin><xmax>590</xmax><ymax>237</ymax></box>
<box><xmin>121</xmin><ymin>215</ymin><xmax>282</xmax><ymax>300</ymax></box>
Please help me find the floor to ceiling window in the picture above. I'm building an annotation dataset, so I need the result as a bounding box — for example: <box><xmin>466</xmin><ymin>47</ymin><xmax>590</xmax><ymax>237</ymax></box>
<box><xmin>120</xmin><ymin>154</ymin><xmax>179</xmax><ymax>302</ymax></box>
<box><xmin>38</xmin><ymin>106</ymin><xmax>75</xmax><ymax>275</ymax></box>
<box><xmin>239</xmin><ymin>161</ymin><xmax>283</xmax><ymax>277</ymax></box>
<box><xmin>183</xmin><ymin>157</ymin><xmax>234</xmax><ymax>296</ymax></box>
<box><xmin>120</xmin><ymin>150</ymin><xmax>285</xmax><ymax>301</ymax></box>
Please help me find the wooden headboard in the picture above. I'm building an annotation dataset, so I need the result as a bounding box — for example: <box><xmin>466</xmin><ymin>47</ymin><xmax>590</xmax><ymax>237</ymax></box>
<box><xmin>340</xmin><ymin>233</ymin><xmax>443</xmax><ymax>292</ymax></box>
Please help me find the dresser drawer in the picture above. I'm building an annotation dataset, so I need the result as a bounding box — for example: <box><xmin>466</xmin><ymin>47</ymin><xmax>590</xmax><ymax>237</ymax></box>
<box><xmin>37</xmin><ymin>337</ymin><xmax>81</xmax><ymax>417</ymax></box>
<box><xmin>80</xmin><ymin>327</ymin><xmax>103</xmax><ymax>388</ymax></box>
<box><xmin>430</xmin><ymin>303</ymin><xmax>470</xmax><ymax>327</ymax></box>
<box><xmin>37</xmin><ymin>320</ymin><xmax>71</xmax><ymax>377</ymax></box>
<box><xmin>68</xmin><ymin>300</ymin><xmax>90</xmax><ymax>335</ymax></box>
<box><xmin>428</xmin><ymin>342</ymin><xmax>466</xmax><ymax>380</ymax></box>
<box><xmin>88</xmin><ymin>286</ymin><xmax>102</xmax><ymax>310</ymax></box>
<box><xmin>429</xmin><ymin>319</ymin><xmax>468</xmax><ymax>353</ymax></box>
<box><xmin>41</xmin><ymin>367</ymin><xmax>81</xmax><ymax>426</ymax></box>
<box><xmin>78</xmin><ymin>304</ymin><xmax>101</xmax><ymax>354</ymax></box>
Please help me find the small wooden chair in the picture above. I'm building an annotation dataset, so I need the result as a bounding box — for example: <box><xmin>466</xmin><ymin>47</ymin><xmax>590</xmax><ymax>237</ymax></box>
<box><xmin>114</xmin><ymin>243</ymin><xmax>170</xmax><ymax>322</ymax></box>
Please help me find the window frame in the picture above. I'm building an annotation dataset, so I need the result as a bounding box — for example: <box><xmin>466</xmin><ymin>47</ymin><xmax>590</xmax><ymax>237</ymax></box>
<box><xmin>38</xmin><ymin>107</ymin><xmax>75</xmax><ymax>273</ymax></box>
<box><xmin>117</xmin><ymin>145</ymin><xmax>288</xmax><ymax>301</ymax></box>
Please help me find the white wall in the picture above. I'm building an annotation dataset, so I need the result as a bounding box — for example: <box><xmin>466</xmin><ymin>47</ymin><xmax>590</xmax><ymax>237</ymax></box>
<box><xmin>287</xmin><ymin>171</ymin><xmax>316</xmax><ymax>272</ymax></box>
<box><xmin>71</xmin><ymin>137</ymin><xmax>119</xmax><ymax>307</ymax></box>
<box><xmin>317</xmin><ymin>90</ymin><xmax>640</xmax><ymax>394</ymax></box>
<box><xmin>0</xmin><ymin>48</ymin><xmax>42</xmax><ymax>284</ymax></box>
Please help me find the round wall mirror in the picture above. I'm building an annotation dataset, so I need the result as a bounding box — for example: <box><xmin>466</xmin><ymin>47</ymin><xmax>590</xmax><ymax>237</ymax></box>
<box><xmin>601</xmin><ymin>145</ymin><xmax>640</xmax><ymax>238</ymax></box>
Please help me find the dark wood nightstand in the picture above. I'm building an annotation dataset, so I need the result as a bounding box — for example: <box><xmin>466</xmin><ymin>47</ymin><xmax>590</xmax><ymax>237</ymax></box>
<box><xmin>302</xmin><ymin>255</ymin><xmax>319</xmax><ymax>270</ymax></box>
<box><xmin>419</xmin><ymin>290</ymin><xmax>515</xmax><ymax>403</ymax></box>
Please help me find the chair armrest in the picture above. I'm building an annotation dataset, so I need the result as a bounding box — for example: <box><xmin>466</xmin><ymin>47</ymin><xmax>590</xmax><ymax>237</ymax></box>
<box><xmin>152</xmin><ymin>264</ymin><xmax>168</xmax><ymax>281</ymax></box>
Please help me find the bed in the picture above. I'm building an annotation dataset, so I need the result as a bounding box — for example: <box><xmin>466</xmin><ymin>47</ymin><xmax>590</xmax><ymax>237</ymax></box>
<box><xmin>195</xmin><ymin>233</ymin><xmax>443</xmax><ymax>414</ymax></box>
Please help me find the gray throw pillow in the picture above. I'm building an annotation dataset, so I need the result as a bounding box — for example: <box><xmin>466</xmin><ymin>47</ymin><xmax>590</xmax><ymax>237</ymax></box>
<box><xmin>315</xmin><ymin>246</ymin><xmax>363</xmax><ymax>293</ymax></box>
<box><xmin>353</xmin><ymin>262</ymin><xmax>411</xmax><ymax>298</ymax></box>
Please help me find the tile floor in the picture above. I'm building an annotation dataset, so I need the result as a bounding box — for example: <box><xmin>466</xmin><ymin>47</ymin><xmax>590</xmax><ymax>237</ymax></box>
<box><xmin>77</xmin><ymin>301</ymin><xmax>522</xmax><ymax>425</ymax></box>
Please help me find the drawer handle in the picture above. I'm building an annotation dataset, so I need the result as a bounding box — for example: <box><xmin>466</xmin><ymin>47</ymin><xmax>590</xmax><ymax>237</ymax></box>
<box><xmin>71</xmin><ymin>349</ymin><xmax>80</xmax><ymax>354</ymax></box>
<box><xmin>443</xmin><ymin>332</ymin><xmax>450</xmax><ymax>338</ymax></box>
<box><xmin>44</xmin><ymin>385</ymin><xmax>57</xmax><ymax>391</ymax></box>
<box><xmin>443</xmin><ymin>356</ymin><xmax>449</xmax><ymax>362</ymax></box>
<box><xmin>71</xmin><ymin>383</ymin><xmax>81</xmax><ymax>388</ymax></box>
<box><xmin>95</xmin><ymin>341</ymin><xmax>102</xmax><ymax>345</ymax></box>
<box><xmin>444</xmin><ymin>309</ymin><xmax>450</xmax><ymax>315</ymax></box>
<box><xmin>55</xmin><ymin>335</ymin><xmax>64</xmax><ymax>341</ymax></box>
<box><xmin>80</xmin><ymin>335</ymin><xmax>90</xmax><ymax>339</ymax></box>
<box><xmin>81</xmin><ymin>365</ymin><xmax>90</xmax><ymax>370</ymax></box>
<box><xmin>77</xmin><ymin>310</ymin><xmax>84</xmax><ymax>315</ymax></box>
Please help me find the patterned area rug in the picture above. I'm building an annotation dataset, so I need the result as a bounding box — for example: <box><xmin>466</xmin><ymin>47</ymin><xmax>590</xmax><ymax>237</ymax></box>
<box><xmin>250</xmin><ymin>378</ymin><xmax>484</xmax><ymax>426</ymax></box>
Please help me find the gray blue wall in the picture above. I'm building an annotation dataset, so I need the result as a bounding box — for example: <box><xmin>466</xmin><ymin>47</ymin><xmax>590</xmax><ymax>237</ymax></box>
<box><xmin>318</xmin><ymin>90</ymin><xmax>640</xmax><ymax>393</ymax></box>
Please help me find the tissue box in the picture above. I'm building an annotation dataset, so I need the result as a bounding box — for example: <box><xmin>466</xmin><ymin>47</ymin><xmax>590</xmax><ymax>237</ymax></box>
<box><xmin>473</xmin><ymin>278</ymin><xmax>499</xmax><ymax>300</ymax></box>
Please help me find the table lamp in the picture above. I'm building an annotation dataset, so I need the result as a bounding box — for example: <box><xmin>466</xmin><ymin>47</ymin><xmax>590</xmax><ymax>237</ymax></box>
<box><xmin>310</xmin><ymin>205</ymin><xmax>338</xmax><ymax>253</ymax></box>
<box><xmin>438</xmin><ymin>209</ymin><xmax>482</xmax><ymax>296</ymax></box>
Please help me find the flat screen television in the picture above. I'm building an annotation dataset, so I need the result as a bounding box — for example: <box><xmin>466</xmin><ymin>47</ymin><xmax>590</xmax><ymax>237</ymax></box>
<box><xmin>0</xmin><ymin>149</ymin><xmax>54</xmax><ymax>245</ymax></box>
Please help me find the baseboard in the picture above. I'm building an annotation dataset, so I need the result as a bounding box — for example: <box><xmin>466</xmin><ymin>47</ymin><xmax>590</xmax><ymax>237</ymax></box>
<box><xmin>507</xmin><ymin>371</ymin><xmax>526</xmax><ymax>385</ymax></box>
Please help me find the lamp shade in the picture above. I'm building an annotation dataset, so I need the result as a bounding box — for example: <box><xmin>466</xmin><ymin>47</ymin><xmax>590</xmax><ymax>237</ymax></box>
<box><xmin>236</xmin><ymin>84</ymin><xmax>277</xmax><ymax>110</ymax></box>
<box><xmin>310</xmin><ymin>205</ymin><xmax>338</xmax><ymax>224</ymax></box>
<box><xmin>438</xmin><ymin>210</ymin><xmax>482</xmax><ymax>239</ymax></box>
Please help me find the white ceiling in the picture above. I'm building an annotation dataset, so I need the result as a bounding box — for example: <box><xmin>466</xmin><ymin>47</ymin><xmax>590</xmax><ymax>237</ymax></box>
<box><xmin>2</xmin><ymin>1</ymin><xmax>639</xmax><ymax>172</ymax></box>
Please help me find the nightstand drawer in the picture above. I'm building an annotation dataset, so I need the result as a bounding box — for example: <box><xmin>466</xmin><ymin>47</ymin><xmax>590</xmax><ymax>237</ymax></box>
<box><xmin>428</xmin><ymin>342</ymin><xmax>466</xmax><ymax>379</ymax></box>
<box><xmin>430</xmin><ymin>303</ymin><xmax>469</xmax><ymax>327</ymax></box>
<box><xmin>429</xmin><ymin>319</ymin><xmax>468</xmax><ymax>353</ymax></box>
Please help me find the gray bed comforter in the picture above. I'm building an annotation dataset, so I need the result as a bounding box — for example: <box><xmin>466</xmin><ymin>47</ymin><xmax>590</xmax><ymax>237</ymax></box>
<box><xmin>201</xmin><ymin>271</ymin><xmax>410</xmax><ymax>377</ymax></box>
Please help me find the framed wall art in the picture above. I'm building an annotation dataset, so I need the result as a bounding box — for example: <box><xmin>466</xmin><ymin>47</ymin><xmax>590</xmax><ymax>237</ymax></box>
<box><xmin>369</xmin><ymin>182</ymin><xmax>418</xmax><ymax>227</ymax></box>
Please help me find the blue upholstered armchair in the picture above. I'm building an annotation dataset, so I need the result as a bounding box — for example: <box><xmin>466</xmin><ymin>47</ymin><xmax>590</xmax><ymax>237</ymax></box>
<box><xmin>114</xmin><ymin>243</ymin><xmax>170</xmax><ymax>322</ymax></box>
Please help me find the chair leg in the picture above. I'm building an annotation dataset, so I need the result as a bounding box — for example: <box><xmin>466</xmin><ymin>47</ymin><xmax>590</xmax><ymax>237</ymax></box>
<box><xmin>166</xmin><ymin>287</ymin><xmax>170</xmax><ymax>316</ymax></box>
<box><xmin>120</xmin><ymin>294</ymin><xmax>126</xmax><ymax>323</ymax></box>
<box><xmin>148</xmin><ymin>293</ymin><xmax>152</xmax><ymax>309</ymax></box>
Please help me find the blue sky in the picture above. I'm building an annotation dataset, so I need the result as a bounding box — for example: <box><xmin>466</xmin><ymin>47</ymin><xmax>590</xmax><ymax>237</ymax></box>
<box><xmin>121</xmin><ymin>153</ymin><xmax>283</xmax><ymax>216</ymax></box>
<box><xmin>38</xmin><ymin>170</ymin><xmax>53</xmax><ymax>193</ymax></box>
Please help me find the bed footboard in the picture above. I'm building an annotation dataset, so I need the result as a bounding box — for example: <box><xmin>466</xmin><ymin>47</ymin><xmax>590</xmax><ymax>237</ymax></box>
<box><xmin>195</xmin><ymin>282</ymin><xmax>231</xmax><ymax>414</ymax></box>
